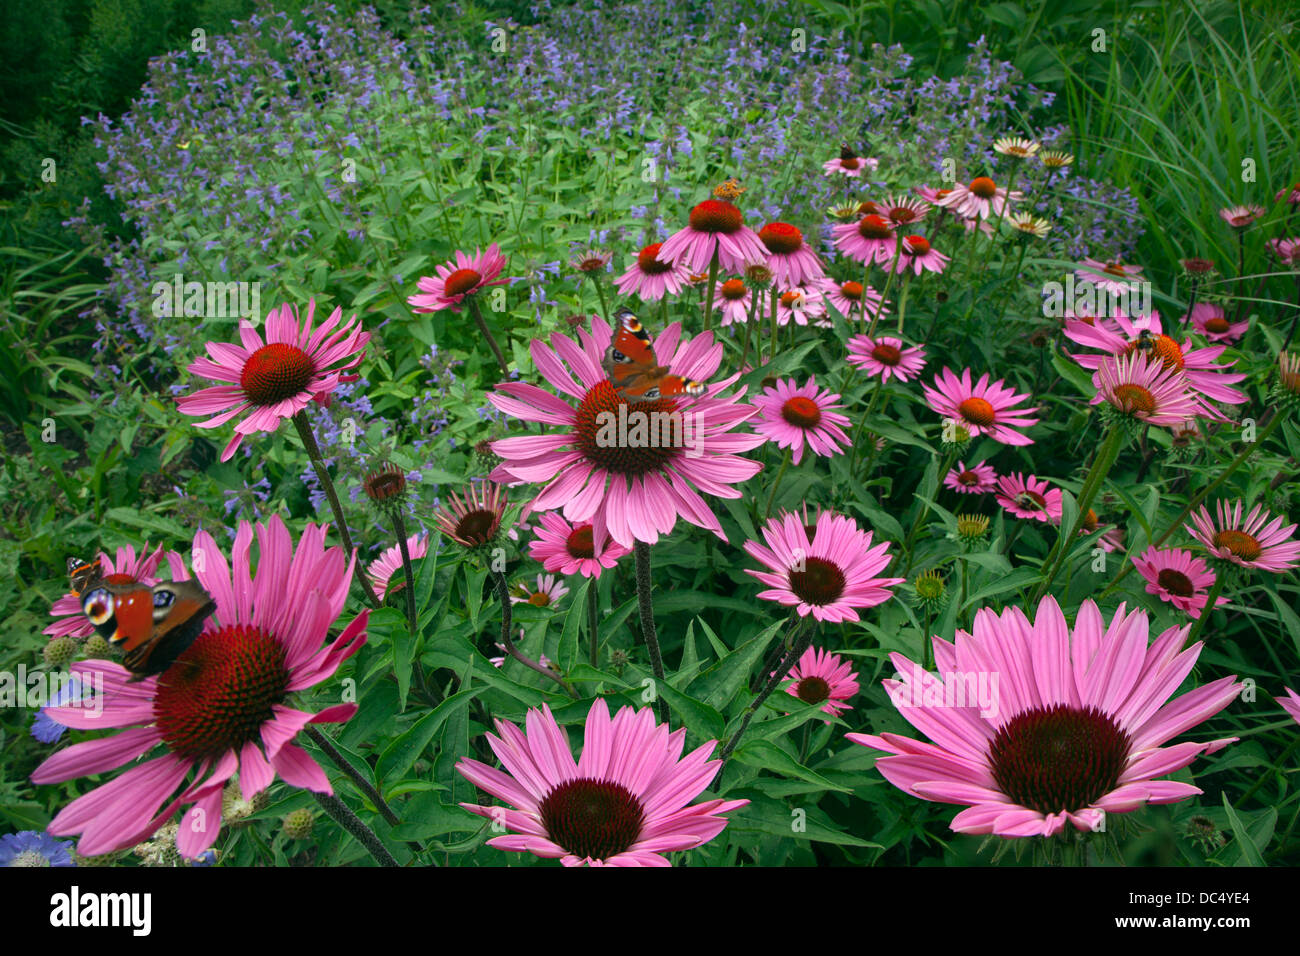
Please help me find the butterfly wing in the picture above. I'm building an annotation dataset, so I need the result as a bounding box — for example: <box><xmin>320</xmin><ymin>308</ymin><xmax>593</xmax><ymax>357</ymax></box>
<box><xmin>603</xmin><ymin>308</ymin><xmax>706</xmax><ymax>402</ymax></box>
<box><xmin>80</xmin><ymin>580</ymin><xmax>216</xmax><ymax>681</ymax></box>
<box><xmin>67</xmin><ymin>556</ymin><xmax>103</xmax><ymax>596</ymax></box>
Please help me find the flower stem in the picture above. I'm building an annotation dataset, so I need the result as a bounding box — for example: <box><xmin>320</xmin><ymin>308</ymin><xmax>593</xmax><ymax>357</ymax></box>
<box><xmin>292</xmin><ymin>412</ymin><xmax>382</xmax><ymax>609</ymax></box>
<box><xmin>312</xmin><ymin>791</ymin><xmax>400</xmax><ymax>867</ymax></box>
<box><xmin>902</xmin><ymin>446</ymin><xmax>959</xmax><ymax>575</ymax></box>
<box><xmin>467</xmin><ymin>296</ymin><xmax>510</xmax><ymax>374</ymax></box>
<box><xmin>765</xmin><ymin>447</ymin><xmax>792</xmax><ymax>519</ymax></box>
<box><xmin>894</xmin><ymin>272</ymin><xmax>912</xmax><ymax>335</ymax></box>
<box><xmin>848</xmin><ymin>379</ymin><xmax>885</xmax><ymax>473</ymax></box>
<box><xmin>703</xmin><ymin>248</ymin><xmax>720</xmax><ymax>332</ymax></box>
<box><xmin>491</xmin><ymin>570</ymin><xmax>577</xmax><ymax>696</ymax></box>
<box><xmin>305</xmin><ymin>726</ymin><xmax>402</xmax><ymax>829</ymax></box>
<box><xmin>633</xmin><ymin>541</ymin><xmax>669</xmax><ymax>723</ymax></box>
<box><xmin>868</xmin><ymin>244</ymin><xmax>902</xmax><ymax>338</ymax></box>
<box><xmin>1183</xmin><ymin>575</ymin><xmax>1227</xmax><ymax>647</ymax></box>
<box><xmin>591</xmin><ymin>270</ymin><xmax>612</xmax><ymax>324</ymax></box>
<box><xmin>392</xmin><ymin>510</ymin><xmax>418</xmax><ymax>635</ymax></box>
<box><xmin>1032</xmin><ymin>423</ymin><xmax>1125</xmax><ymax>602</ymax></box>
<box><xmin>718</xmin><ymin>616</ymin><xmax>813</xmax><ymax>769</ymax></box>
<box><xmin>587</xmin><ymin>578</ymin><xmax>600</xmax><ymax>669</ymax></box>
<box><xmin>769</xmin><ymin>281</ymin><xmax>780</xmax><ymax>361</ymax></box>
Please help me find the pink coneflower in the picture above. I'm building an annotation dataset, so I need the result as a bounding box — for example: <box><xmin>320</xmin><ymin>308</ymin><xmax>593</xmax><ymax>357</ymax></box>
<box><xmin>1280</xmin><ymin>688</ymin><xmax>1300</xmax><ymax>725</ymax></box>
<box><xmin>176</xmin><ymin>300</ymin><xmax>371</xmax><ymax>462</ymax></box>
<box><xmin>849</xmin><ymin>596</ymin><xmax>1242</xmax><ymax>837</ymax></box>
<box><xmin>433</xmin><ymin>481</ymin><xmax>508</xmax><ymax>549</ymax></box>
<box><xmin>31</xmin><ymin>516</ymin><xmax>368</xmax><ymax>857</ymax></box>
<box><xmin>1132</xmin><ymin>546</ymin><xmax>1226</xmax><ymax>619</ymax></box>
<box><xmin>369</xmin><ymin>533</ymin><xmax>429</xmax><ymax>602</ymax></box>
<box><xmin>753</xmin><ymin>377</ymin><xmax>851</xmax><ymax>465</ymax></box>
<box><xmin>824</xmin><ymin>279</ymin><xmax>888</xmax><ymax>322</ymax></box>
<box><xmin>1065</xmin><ymin>310</ymin><xmax>1247</xmax><ymax>416</ymax></box>
<box><xmin>832</xmin><ymin>214</ymin><xmax>897</xmax><ymax>266</ymax></box>
<box><xmin>774</xmin><ymin>284</ymin><xmax>827</xmax><ymax>327</ymax></box>
<box><xmin>1276</xmin><ymin>182</ymin><xmax>1300</xmax><ymax>206</ymax></box>
<box><xmin>488</xmin><ymin>316</ymin><xmax>764</xmax><ymax>549</ymax></box>
<box><xmin>996</xmin><ymin>472</ymin><xmax>1063</xmax><ymax>523</ymax></box>
<box><xmin>935</xmin><ymin>177</ymin><xmax>1021</xmax><ymax>220</ymax></box>
<box><xmin>656</xmin><ymin>200</ymin><xmax>769</xmax><ymax>274</ymax></box>
<box><xmin>879</xmin><ymin>195</ymin><xmax>931</xmax><ymax>226</ymax></box>
<box><xmin>528</xmin><ymin>512</ymin><xmax>629</xmax><ymax>578</ymax></box>
<box><xmin>1186</xmin><ymin>500</ymin><xmax>1300</xmax><ymax>573</ymax></box>
<box><xmin>46</xmin><ymin>544</ymin><xmax>185</xmax><ymax>639</ymax></box>
<box><xmin>510</xmin><ymin>574</ymin><xmax>570</xmax><ymax>608</ymax></box>
<box><xmin>456</xmin><ymin>697</ymin><xmax>747</xmax><ymax>866</ymax></box>
<box><xmin>1219</xmin><ymin>205</ymin><xmax>1265</xmax><ymax>229</ymax></box>
<box><xmin>711</xmin><ymin>278</ymin><xmax>753</xmax><ymax>326</ymax></box>
<box><xmin>922</xmin><ymin>367</ymin><xmax>1040</xmax><ymax>446</ymax></box>
<box><xmin>1074</xmin><ymin>259</ymin><xmax>1145</xmax><ymax>296</ymax></box>
<box><xmin>743</xmin><ymin>509</ymin><xmax>903</xmax><ymax>623</ymax></box>
<box><xmin>569</xmin><ymin>249</ymin><xmax>612</xmax><ymax>274</ymax></box>
<box><xmin>1187</xmin><ymin>303</ymin><xmax>1247</xmax><ymax>343</ymax></box>
<box><xmin>1266</xmin><ymin>237</ymin><xmax>1300</xmax><ymax>267</ymax></box>
<box><xmin>614</xmin><ymin>242</ymin><xmax>692</xmax><ymax>301</ymax></box>
<box><xmin>1094</xmin><ymin>351</ymin><xmax>1201</xmax><ymax>427</ymax></box>
<box><xmin>944</xmin><ymin>461</ymin><xmax>998</xmax><ymax>494</ymax></box>
<box><xmin>409</xmin><ymin>243</ymin><xmax>511</xmax><ymax>313</ymax></box>
<box><xmin>758</xmin><ymin>222</ymin><xmax>826</xmax><ymax>286</ymax></box>
<box><xmin>823</xmin><ymin>143</ymin><xmax>877</xmax><ymax>178</ymax></box>
<box><xmin>781</xmin><ymin>646</ymin><xmax>859</xmax><ymax>719</ymax></box>
<box><xmin>891</xmin><ymin>234</ymin><xmax>949</xmax><ymax>275</ymax></box>
<box><xmin>846</xmin><ymin>335</ymin><xmax>926</xmax><ymax>383</ymax></box>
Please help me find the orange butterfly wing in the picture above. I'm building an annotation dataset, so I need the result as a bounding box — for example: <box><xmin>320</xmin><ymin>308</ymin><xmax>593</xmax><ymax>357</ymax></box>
<box><xmin>603</xmin><ymin>308</ymin><xmax>706</xmax><ymax>402</ymax></box>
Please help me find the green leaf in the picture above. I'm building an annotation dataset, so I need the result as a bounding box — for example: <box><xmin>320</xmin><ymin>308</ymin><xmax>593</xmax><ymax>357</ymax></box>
<box><xmin>1221</xmin><ymin>793</ymin><xmax>1266</xmax><ymax>867</ymax></box>
<box><xmin>728</xmin><ymin>798</ymin><xmax>881</xmax><ymax>848</ymax></box>
<box><xmin>732</xmin><ymin>739</ymin><xmax>851</xmax><ymax>793</ymax></box>
<box><xmin>652</xmin><ymin>677</ymin><xmax>725</xmax><ymax>740</ymax></box>
<box><xmin>376</xmin><ymin>687</ymin><xmax>483</xmax><ymax>787</ymax></box>
<box><xmin>687</xmin><ymin>619</ymin><xmax>783</xmax><ymax>711</ymax></box>
<box><xmin>558</xmin><ymin>577</ymin><xmax>590</xmax><ymax>672</ymax></box>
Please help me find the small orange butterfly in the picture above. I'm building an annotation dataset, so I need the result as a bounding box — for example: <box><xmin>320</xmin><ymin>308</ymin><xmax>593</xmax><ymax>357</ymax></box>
<box><xmin>603</xmin><ymin>308</ymin><xmax>707</xmax><ymax>402</ymax></box>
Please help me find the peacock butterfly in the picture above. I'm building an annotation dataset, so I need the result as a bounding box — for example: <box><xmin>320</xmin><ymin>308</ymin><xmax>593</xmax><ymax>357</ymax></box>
<box><xmin>602</xmin><ymin>307</ymin><xmax>707</xmax><ymax>402</ymax></box>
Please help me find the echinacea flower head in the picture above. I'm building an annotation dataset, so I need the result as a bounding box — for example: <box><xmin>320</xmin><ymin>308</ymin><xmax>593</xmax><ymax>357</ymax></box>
<box><xmin>1132</xmin><ymin>546</ymin><xmax>1226</xmax><ymax>620</ymax></box>
<box><xmin>774</xmin><ymin>284</ymin><xmax>827</xmax><ymax>327</ymax></box>
<box><xmin>1094</xmin><ymin>351</ymin><xmax>1201</xmax><ymax>427</ymax></box>
<box><xmin>176</xmin><ymin>300</ymin><xmax>370</xmax><ymax>462</ymax></box>
<box><xmin>569</xmin><ymin>249</ymin><xmax>612</xmax><ymax>274</ymax></box>
<box><xmin>823</xmin><ymin>142</ymin><xmax>877</xmax><ymax>178</ymax></box>
<box><xmin>47</xmin><ymin>544</ymin><xmax>185</xmax><ymax>639</ymax></box>
<box><xmin>752</xmin><ymin>376</ymin><xmax>851</xmax><ymax>465</ymax></box>
<box><xmin>1280</xmin><ymin>687</ymin><xmax>1300</xmax><ymax>725</ymax></box>
<box><xmin>993</xmin><ymin>136</ymin><xmax>1041</xmax><ymax>159</ymax></box>
<box><xmin>1009</xmin><ymin>214</ymin><xmax>1052</xmax><ymax>238</ymax></box>
<box><xmin>528</xmin><ymin>512</ymin><xmax>629</xmax><ymax>578</ymax></box>
<box><xmin>922</xmin><ymin>367</ymin><xmax>1040</xmax><ymax>446</ymax></box>
<box><xmin>846</xmin><ymin>335</ymin><xmax>926</xmax><ymax>383</ymax></box>
<box><xmin>31</xmin><ymin>516</ymin><xmax>368</xmax><ymax>858</ymax></box>
<box><xmin>456</xmin><ymin>697</ymin><xmax>747</xmax><ymax>866</ymax></box>
<box><xmin>433</xmin><ymin>482</ymin><xmax>508</xmax><ymax>550</ymax></box>
<box><xmin>743</xmin><ymin>509</ymin><xmax>903</xmax><ymax>622</ymax></box>
<box><xmin>935</xmin><ymin>177</ymin><xmax>1021</xmax><ymax>220</ymax></box>
<box><xmin>850</xmin><ymin>596</ymin><xmax>1242</xmax><ymax>837</ymax></box>
<box><xmin>826</xmin><ymin>280</ymin><xmax>889</xmax><ymax>322</ymax></box>
<box><xmin>950</xmin><ymin>513</ymin><xmax>991</xmax><ymax>549</ymax></box>
<box><xmin>614</xmin><ymin>242</ymin><xmax>692</xmax><ymax>302</ymax></box>
<box><xmin>369</xmin><ymin>533</ymin><xmax>429</xmax><ymax>602</ymax></box>
<box><xmin>510</xmin><ymin>573</ymin><xmax>570</xmax><ymax>608</ymax></box>
<box><xmin>1186</xmin><ymin>500</ymin><xmax>1300</xmax><ymax>573</ymax></box>
<box><xmin>1218</xmin><ymin>204</ymin><xmax>1265</xmax><ymax>229</ymax></box>
<box><xmin>1274</xmin><ymin>352</ymin><xmax>1300</xmax><ymax>409</ymax></box>
<box><xmin>0</xmin><ymin>831</ymin><xmax>75</xmax><ymax>867</ymax></box>
<box><xmin>1064</xmin><ymin>310</ymin><xmax>1247</xmax><ymax>416</ymax></box>
<box><xmin>944</xmin><ymin>461</ymin><xmax>998</xmax><ymax>494</ymax></box>
<box><xmin>657</xmin><ymin>199</ymin><xmax>769</xmax><ymax>274</ymax></box>
<box><xmin>758</xmin><ymin>222</ymin><xmax>826</xmax><ymax>286</ymax></box>
<box><xmin>1267</xmin><ymin>237</ymin><xmax>1300</xmax><ymax>267</ymax></box>
<box><xmin>1073</xmin><ymin>259</ymin><xmax>1144</xmax><ymax>296</ymax></box>
<box><xmin>1187</xmin><ymin>303</ymin><xmax>1247</xmax><ymax>343</ymax></box>
<box><xmin>782</xmin><ymin>646</ymin><xmax>859</xmax><ymax>718</ymax></box>
<box><xmin>362</xmin><ymin>462</ymin><xmax>409</xmax><ymax>505</ymax></box>
<box><xmin>488</xmin><ymin>315</ymin><xmax>764</xmax><ymax>549</ymax></box>
<box><xmin>880</xmin><ymin>194</ymin><xmax>930</xmax><ymax>226</ymax></box>
<box><xmin>995</xmin><ymin>472</ymin><xmax>1063</xmax><ymax>523</ymax></box>
<box><xmin>832</xmin><ymin>214</ymin><xmax>897</xmax><ymax>266</ymax></box>
<box><xmin>409</xmin><ymin>243</ymin><xmax>511</xmax><ymax>313</ymax></box>
<box><xmin>711</xmin><ymin>277</ymin><xmax>753</xmax><ymax>326</ymax></box>
<box><xmin>1038</xmin><ymin>150</ymin><xmax>1074</xmax><ymax>169</ymax></box>
<box><xmin>892</xmin><ymin>235</ymin><xmax>949</xmax><ymax>275</ymax></box>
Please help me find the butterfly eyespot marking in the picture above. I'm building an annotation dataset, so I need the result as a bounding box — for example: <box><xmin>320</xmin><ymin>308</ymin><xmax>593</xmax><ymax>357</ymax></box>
<box><xmin>82</xmin><ymin>589</ymin><xmax>114</xmax><ymax>625</ymax></box>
